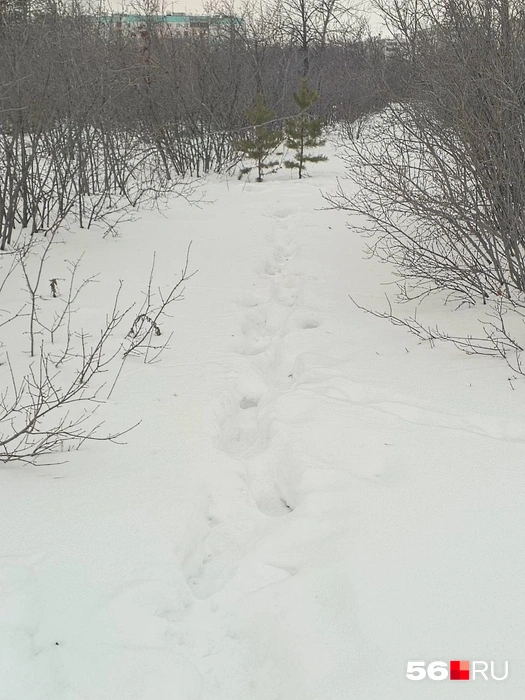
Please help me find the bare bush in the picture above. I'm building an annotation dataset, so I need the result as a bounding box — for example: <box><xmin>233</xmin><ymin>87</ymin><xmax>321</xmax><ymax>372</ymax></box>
<box><xmin>327</xmin><ymin>0</ymin><xmax>525</xmax><ymax>378</ymax></box>
<box><xmin>0</xmin><ymin>288</ymin><xmax>134</xmax><ymax>465</ymax></box>
<box><xmin>123</xmin><ymin>243</ymin><xmax>196</xmax><ymax>363</ymax></box>
<box><xmin>0</xmin><ymin>234</ymin><xmax>195</xmax><ymax>465</ymax></box>
<box><xmin>334</xmin><ymin>0</ymin><xmax>525</xmax><ymax>304</ymax></box>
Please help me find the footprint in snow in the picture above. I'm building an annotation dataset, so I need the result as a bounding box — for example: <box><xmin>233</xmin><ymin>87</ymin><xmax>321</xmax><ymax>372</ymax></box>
<box><xmin>237</xmin><ymin>291</ymin><xmax>266</xmax><ymax>308</ymax></box>
<box><xmin>240</xmin><ymin>396</ymin><xmax>259</xmax><ymax>409</ymax></box>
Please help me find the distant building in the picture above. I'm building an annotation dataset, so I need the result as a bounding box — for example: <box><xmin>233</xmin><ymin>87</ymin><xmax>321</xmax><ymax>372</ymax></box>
<box><xmin>362</xmin><ymin>36</ymin><xmax>408</xmax><ymax>61</ymax></box>
<box><xmin>101</xmin><ymin>12</ymin><xmax>241</xmax><ymax>40</ymax></box>
<box><xmin>383</xmin><ymin>38</ymin><xmax>400</xmax><ymax>59</ymax></box>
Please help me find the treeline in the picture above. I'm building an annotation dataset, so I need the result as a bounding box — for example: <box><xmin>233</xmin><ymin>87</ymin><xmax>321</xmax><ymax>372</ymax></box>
<box><xmin>0</xmin><ymin>0</ymin><xmax>402</xmax><ymax>247</ymax></box>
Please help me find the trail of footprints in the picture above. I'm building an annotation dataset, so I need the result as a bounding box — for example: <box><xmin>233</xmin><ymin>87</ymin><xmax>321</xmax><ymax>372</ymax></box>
<box><xmin>184</xmin><ymin>209</ymin><xmax>323</xmax><ymax>599</ymax></box>
<box><xmin>221</xmin><ymin>216</ymin><xmax>322</xmax><ymax>511</ymax></box>
<box><xmin>181</xmin><ymin>205</ymin><xmax>525</xmax><ymax>601</ymax></box>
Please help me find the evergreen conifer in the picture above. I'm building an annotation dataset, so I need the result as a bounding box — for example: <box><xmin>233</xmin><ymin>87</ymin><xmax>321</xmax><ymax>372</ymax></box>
<box><xmin>285</xmin><ymin>80</ymin><xmax>327</xmax><ymax>179</ymax></box>
<box><xmin>237</xmin><ymin>94</ymin><xmax>282</xmax><ymax>182</ymax></box>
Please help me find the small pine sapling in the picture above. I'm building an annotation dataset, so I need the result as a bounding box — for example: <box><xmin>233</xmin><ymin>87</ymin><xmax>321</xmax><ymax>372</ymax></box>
<box><xmin>285</xmin><ymin>80</ymin><xmax>328</xmax><ymax>179</ymax></box>
<box><xmin>237</xmin><ymin>94</ymin><xmax>282</xmax><ymax>182</ymax></box>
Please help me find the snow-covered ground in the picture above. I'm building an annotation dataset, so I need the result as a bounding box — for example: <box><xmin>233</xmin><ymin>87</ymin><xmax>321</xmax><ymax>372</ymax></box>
<box><xmin>1</xmin><ymin>141</ymin><xmax>524</xmax><ymax>699</ymax></box>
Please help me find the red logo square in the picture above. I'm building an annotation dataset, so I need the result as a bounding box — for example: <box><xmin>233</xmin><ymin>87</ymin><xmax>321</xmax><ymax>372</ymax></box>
<box><xmin>450</xmin><ymin>660</ymin><xmax>470</xmax><ymax>680</ymax></box>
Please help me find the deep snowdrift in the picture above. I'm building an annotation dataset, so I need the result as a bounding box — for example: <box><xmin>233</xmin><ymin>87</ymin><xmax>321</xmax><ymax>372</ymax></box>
<box><xmin>1</xmin><ymin>141</ymin><xmax>524</xmax><ymax>699</ymax></box>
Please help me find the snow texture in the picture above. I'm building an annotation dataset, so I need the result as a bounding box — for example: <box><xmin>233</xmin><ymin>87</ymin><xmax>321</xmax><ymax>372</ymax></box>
<box><xmin>0</xmin><ymin>141</ymin><xmax>524</xmax><ymax>699</ymax></box>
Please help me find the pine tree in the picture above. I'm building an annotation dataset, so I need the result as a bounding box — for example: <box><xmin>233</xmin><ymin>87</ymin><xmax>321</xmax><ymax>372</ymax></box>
<box><xmin>237</xmin><ymin>94</ymin><xmax>282</xmax><ymax>183</ymax></box>
<box><xmin>284</xmin><ymin>80</ymin><xmax>327</xmax><ymax>179</ymax></box>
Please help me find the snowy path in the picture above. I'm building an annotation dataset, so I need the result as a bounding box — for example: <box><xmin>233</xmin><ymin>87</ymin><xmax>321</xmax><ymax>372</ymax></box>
<box><xmin>1</xmin><ymin>152</ymin><xmax>525</xmax><ymax>699</ymax></box>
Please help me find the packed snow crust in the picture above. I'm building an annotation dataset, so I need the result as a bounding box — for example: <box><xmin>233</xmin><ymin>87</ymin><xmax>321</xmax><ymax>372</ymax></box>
<box><xmin>0</xmin><ymin>140</ymin><xmax>524</xmax><ymax>699</ymax></box>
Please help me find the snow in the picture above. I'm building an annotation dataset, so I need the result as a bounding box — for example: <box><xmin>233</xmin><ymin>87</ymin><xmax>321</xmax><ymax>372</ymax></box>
<box><xmin>1</xmin><ymin>140</ymin><xmax>524</xmax><ymax>699</ymax></box>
